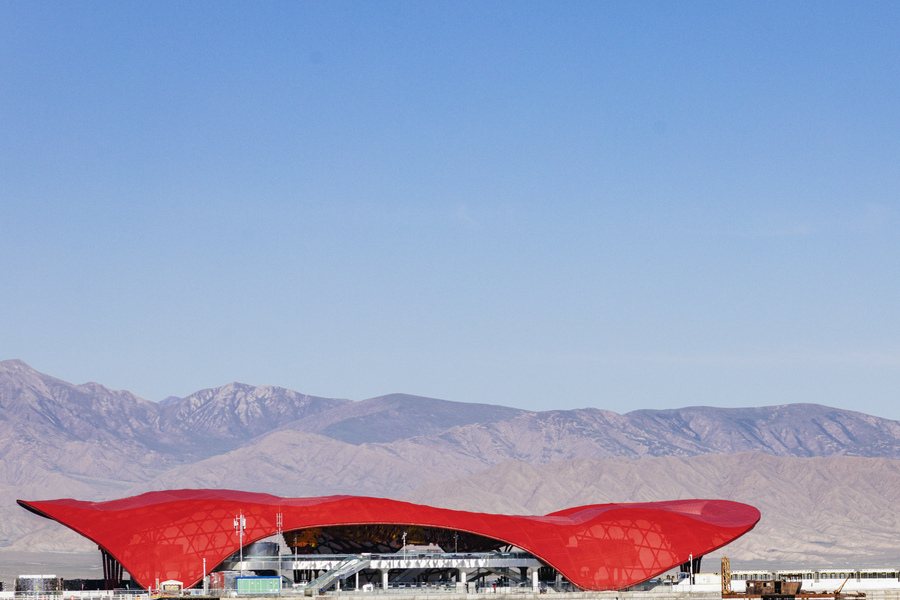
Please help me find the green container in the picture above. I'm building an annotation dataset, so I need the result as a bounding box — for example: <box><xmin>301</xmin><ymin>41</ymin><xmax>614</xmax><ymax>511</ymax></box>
<box><xmin>237</xmin><ymin>576</ymin><xmax>281</xmax><ymax>594</ymax></box>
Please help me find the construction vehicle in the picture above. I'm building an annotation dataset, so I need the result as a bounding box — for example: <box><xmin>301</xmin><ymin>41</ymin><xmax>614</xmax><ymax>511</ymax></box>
<box><xmin>720</xmin><ymin>558</ymin><xmax>865</xmax><ymax>600</ymax></box>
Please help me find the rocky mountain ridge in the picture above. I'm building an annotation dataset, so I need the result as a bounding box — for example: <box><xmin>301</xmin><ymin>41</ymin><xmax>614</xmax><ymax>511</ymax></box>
<box><xmin>5</xmin><ymin>360</ymin><xmax>900</xmax><ymax>468</ymax></box>
<box><xmin>369</xmin><ymin>403</ymin><xmax>900</xmax><ymax>475</ymax></box>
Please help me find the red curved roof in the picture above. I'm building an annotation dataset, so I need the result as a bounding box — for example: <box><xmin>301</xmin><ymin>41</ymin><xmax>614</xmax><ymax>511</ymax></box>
<box><xmin>18</xmin><ymin>490</ymin><xmax>759</xmax><ymax>591</ymax></box>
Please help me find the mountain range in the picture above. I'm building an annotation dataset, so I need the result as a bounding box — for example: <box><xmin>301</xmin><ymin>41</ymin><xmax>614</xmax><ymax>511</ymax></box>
<box><xmin>2</xmin><ymin>358</ymin><xmax>899</xmax><ymax>577</ymax></box>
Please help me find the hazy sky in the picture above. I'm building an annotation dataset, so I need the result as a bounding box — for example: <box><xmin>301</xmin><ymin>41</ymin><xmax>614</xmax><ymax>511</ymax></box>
<box><xmin>2</xmin><ymin>2</ymin><xmax>898</xmax><ymax>419</ymax></box>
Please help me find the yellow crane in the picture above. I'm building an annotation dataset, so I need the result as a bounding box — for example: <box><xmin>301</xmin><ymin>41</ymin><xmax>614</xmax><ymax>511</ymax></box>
<box><xmin>835</xmin><ymin>574</ymin><xmax>852</xmax><ymax>598</ymax></box>
<box><xmin>722</xmin><ymin>557</ymin><xmax>733</xmax><ymax>596</ymax></box>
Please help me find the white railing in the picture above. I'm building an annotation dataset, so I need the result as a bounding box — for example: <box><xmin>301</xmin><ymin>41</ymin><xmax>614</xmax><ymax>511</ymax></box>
<box><xmin>8</xmin><ymin>594</ymin><xmax>147</xmax><ymax>600</ymax></box>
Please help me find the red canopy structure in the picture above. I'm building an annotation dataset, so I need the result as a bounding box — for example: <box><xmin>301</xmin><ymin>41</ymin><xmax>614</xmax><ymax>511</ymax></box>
<box><xmin>18</xmin><ymin>490</ymin><xmax>759</xmax><ymax>591</ymax></box>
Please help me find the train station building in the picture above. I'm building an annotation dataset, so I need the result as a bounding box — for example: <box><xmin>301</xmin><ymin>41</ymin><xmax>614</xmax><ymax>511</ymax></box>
<box><xmin>17</xmin><ymin>490</ymin><xmax>759</xmax><ymax>592</ymax></box>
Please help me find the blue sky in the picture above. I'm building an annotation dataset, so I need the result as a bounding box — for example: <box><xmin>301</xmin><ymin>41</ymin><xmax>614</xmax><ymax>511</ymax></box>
<box><xmin>2</xmin><ymin>2</ymin><xmax>899</xmax><ymax>419</ymax></box>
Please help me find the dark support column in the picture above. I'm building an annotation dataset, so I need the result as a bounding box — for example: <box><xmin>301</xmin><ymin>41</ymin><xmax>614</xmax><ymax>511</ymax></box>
<box><xmin>100</xmin><ymin>547</ymin><xmax>123</xmax><ymax>590</ymax></box>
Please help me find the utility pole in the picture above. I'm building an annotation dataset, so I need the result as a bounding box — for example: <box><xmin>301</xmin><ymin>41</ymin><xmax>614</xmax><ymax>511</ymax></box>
<box><xmin>276</xmin><ymin>512</ymin><xmax>283</xmax><ymax>594</ymax></box>
<box><xmin>689</xmin><ymin>553</ymin><xmax>693</xmax><ymax>590</ymax></box>
<box><xmin>234</xmin><ymin>513</ymin><xmax>246</xmax><ymax>575</ymax></box>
